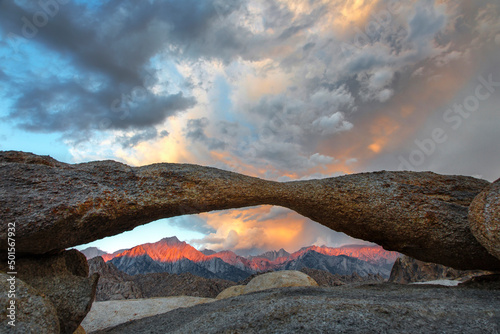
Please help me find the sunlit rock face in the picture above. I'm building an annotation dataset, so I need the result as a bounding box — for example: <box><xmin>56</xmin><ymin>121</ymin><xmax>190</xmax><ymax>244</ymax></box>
<box><xmin>388</xmin><ymin>255</ymin><xmax>491</xmax><ymax>284</ymax></box>
<box><xmin>469</xmin><ymin>178</ymin><xmax>500</xmax><ymax>261</ymax></box>
<box><xmin>1</xmin><ymin>150</ymin><xmax>499</xmax><ymax>270</ymax></box>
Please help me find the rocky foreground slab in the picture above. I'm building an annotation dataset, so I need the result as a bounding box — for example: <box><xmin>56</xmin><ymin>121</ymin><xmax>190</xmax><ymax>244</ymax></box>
<box><xmin>1</xmin><ymin>151</ymin><xmax>499</xmax><ymax>270</ymax></box>
<box><xmin>91</xmin><ymin>281</ymin><xmax>500</xmax><ymax>334</ymax></box>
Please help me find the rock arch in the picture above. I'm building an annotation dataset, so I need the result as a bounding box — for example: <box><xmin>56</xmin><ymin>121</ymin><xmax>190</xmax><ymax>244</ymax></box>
<box><xmin>1</xmin><ymin>151</ymin><xmax>499</xmax><ymax>270</ymax></box>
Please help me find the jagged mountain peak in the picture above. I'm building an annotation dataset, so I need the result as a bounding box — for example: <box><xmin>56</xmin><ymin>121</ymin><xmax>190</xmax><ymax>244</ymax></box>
<box><xmin>92</xmin><ymin>236</ymin><xmax>399</xmax><ymax>281</ymax></box>
<box><xmin>79</xmin><ymin>246</ymin><xmax>108</xmax><ymax>260</ymax></box>
<box><xmin>158</xmin><ymin>236</ymin><xmax>182</xmax><ymax>245</ymax></box>
<box><xmin>253</xmin><ymin>248</ymin><xmax>291</xmax><ymax>261</ymax></box>
<box><xmin>201</xmin><ymin>249</ymin><xmax>216</xmax><ymax>256</ymax></box>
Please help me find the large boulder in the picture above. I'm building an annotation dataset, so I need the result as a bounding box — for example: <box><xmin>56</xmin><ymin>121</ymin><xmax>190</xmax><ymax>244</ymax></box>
<box><xmin>244</xmin><ymin>270</ymin><xmax>318</xmax><ymax>293</ymax></box>
<box><xmin>0</xmin><ymin>273</ymin><xmax>60</xmax><ymax>333</ymax></box>
<box><xmin>88</xmin><ymin>257</ymin><xmax>143</xmax><ymax>301</ymax></box>
<box><xmin>216</xmin><ymin>285</ymin><xmax>246</xmax><ymax>299</ymax></box>
<box><xmin>469</xmin><ymin>178</ymin><xmax>500</xmax><ymax>261</ymax></box>
<box><xmin>0</xmin><ymin>250</ymin><xmax>98</xmax><ymax>334</ymax></box>
<box><xmin>388</xmin><ymin>255</ymin><xmax>490</xmax><ymax>284</ymax></box>
<box><xmin>216</xmin><ymin>271</ymin><xmax>318</xmax><ymax>299</ymax></box>
<box><xmin>1</xmin><ymin>151</ymin><xmax>498</xmax><ymax>270</ymax></box>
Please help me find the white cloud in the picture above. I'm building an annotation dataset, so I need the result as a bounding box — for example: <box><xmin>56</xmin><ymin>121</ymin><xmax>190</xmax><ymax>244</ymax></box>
<box><xmin>312</xmin><ymin>112</ymin><xmax>353</xmax><ymax>135</ymax></box>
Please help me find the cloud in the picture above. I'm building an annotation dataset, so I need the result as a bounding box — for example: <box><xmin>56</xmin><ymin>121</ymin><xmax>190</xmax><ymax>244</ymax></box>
<box><xmin>185</xmin><ymin>118</ymin><xmax>226</xmax><ymax>150</ymax></box>
<box><xmin>167</xmin><ymin>215</ymin><xmax>217</xmax><ymax>235</ymax></box>
<box><xmin>0</xmin><ymin>0</ymin><xmax>249</xmax><ymax>144</ymax></box>
<box><xmin>190</xmin><ymin>206</ymin><xmax>372</xmax><ymax>256</ymax></box>
<box><xmin>312</xmin><ymin>113</ymin><xmax>354</xmax><ymax>135</ymax></box>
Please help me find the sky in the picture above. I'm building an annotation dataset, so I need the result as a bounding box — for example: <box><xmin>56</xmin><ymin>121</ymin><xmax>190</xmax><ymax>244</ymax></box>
<box><xmin>1</xmin><ymin>0</ymin><xmax>499</xmax><ymax>255</ymax></box>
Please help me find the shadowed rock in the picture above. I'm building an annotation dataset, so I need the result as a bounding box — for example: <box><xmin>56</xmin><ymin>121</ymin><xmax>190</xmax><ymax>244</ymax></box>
<box><xmin>0</xmin><ymin>250</ymin><xmax>98</xmax><ymax>334</ymax></box>
<box><xmin>469</xmin><ymin>178</ymin><xmax>500</xmax><ymax>261</ymax></box>
<box><xmin>1</xmin><ymin>151</ymin><xmax>498</xmax><ymax>270</ymax></box>
<box><xmin>90</xmin><ymin>285</ymin><xmax>500</xmax><ymax>334</ymax></box>
<box><xmin>388</xmin><ymin>255</ymin><xmax>490</xmax><ymax>284</ymax></box>
<box><xmin>0</xmin><ymin>273</ymin><xmax>60</xmax><ymax>333</ymax></box>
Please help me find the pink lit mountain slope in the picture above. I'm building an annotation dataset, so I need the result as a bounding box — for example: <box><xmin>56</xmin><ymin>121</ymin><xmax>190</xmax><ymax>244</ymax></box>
<box><xmin>82</xmin><ymin>237</ymin><xmax>399</xmax><ymax>281</ymax></box>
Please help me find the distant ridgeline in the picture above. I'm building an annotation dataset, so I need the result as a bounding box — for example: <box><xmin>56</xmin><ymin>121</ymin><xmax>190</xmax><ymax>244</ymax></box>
<box><xmin>80</xmin><ymin>237</ymin><xmax>399</xmax><ymax>282</ymax></box>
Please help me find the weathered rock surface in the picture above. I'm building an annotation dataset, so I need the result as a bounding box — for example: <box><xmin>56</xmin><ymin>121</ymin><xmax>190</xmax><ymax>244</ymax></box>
<box><xmin>1</xmin><ymin>151</ymin><xmax>498</xmax><ymax>270</ymax></box>
<box><xmin>29</xmin><ymin>275</ymin><xmax>99</xmax><ymax>334</ymax></box>
<box><xmin>244</xmin><ymin>270</ymin><xmax>318</xmax><ymax>293</ymax></box>
<box><xmin>92</xmin><ymin>283</ymin><xmax>500</xmax><ymax>334</ymax></box>
<box><xmin>131</xmin><ymin>272</ymin><xmax>235</xmax><ymax>299</ymax></box>
<box><xmin>277</xmin><ymin>173</ymin><xmax>496</xmax><ymax>270</ymax></box>
<box><xmin>88</xmin><ymin>257</ymin><xmax>143</xmax><ymax>301</ymax></box>
<box><xmin>82</xmin><ymin>296</ymin><xmax>215</xmax><ymax>333</ymax></box>
<box><xmin>0</xmin><ymin>250</ymin><xmax>98</xmax><ymax>334</ymax></box>
<box><xmin>0</xmin><ymin>273</ymin><xmax>60</xmax><ymax>333</ymax></box>
<box><xmin>73</xmin><ymin>326</ymin><xmax>86</xmax><ymax>334</ymax></box>
<box><xmin>469</xmin><ymin>178</ymin><xmax>500</xmax><ymax>261</ymax></box>
<box><xmin>216</xmin><ymin>285</ymin><xmax>246</xmax><ymax>299</ymax></box>
<box><xmin>388</xmin><ymin>255</ymin><xmax>491</xmax><ymax>284</ymax></box>
<box><xmin>217</xmin><ymin>270</ymin><xmax>318</xmax><ymax>299</ymax></box>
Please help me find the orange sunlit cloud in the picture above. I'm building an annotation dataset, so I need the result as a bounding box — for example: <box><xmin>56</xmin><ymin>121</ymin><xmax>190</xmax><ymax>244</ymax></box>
<box><xmin>192</xmin><ymin>205</ymin><xmax>368</xmax><ymax>254</ymax></box>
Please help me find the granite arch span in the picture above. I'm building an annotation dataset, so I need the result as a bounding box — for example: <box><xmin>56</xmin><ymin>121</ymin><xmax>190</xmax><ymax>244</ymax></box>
<box><xmin>1</xmin><ymin>151</ymin><xmax>499</xmax><ymax>270</ymax></box>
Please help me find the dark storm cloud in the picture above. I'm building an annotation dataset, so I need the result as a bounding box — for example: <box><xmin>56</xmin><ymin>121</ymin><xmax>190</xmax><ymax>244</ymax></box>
<box><xmin>8</xmin><ymin>79</ymin><xmax>195</xmax><ymax>136</ymax></box>
<box><xmin>0</xmin><ymin>0</ymin><xmax>245</xmax><ymax>143</ymax></box>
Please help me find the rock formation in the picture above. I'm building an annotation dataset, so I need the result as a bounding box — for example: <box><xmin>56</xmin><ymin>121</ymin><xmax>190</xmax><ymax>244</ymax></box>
<box><xmin>132</xmin><ymin>272</ymin><xmax>235</xmax><ymax>299</ymax></box>
<box><xmin>94</xmin><ymin>284</ymin><xmax>500</xmax><ymax>333</ymax></box>
<box><xmin>0</xmin><ymin>273</ymin><xmax>60</xmax><ymax>333</ymax></box>
<box><xmin>88</xmin><ymin>256</ymin><xmax>236</xmax><ymax>300</ymax></box>
<box><xmin>216</xmin><ymin>270</ymin><xmax>318</xmax><ymax>299</ymax></box>
<box><xmin>215</xmin><ymin>285</ymin><xmax>246</xmax><ymax>300</ymax></box>
<box><xmin>88</xmin><ymin>257</ymin><xmax>143</xmax><ymax>301</ymax></box>
<box><xmin>1</xmin><ymin>151</ymin><xmax>499</xmax><ymax>270</ymax></box>
<box><xmin>73</xmin><ymin>326</ymin><xmax>86</xmax><ymax>334</ymax></box>
<box><xmin>388</xmin><ymin>255</ymin><xmax>490</xmax><ymax>284</ymax></box>
<box><xmin>0</xmin><ymin>250</ymin><xmax>98</xmax><ymax>334</ymax></box>
<box><xmin>469</xmin><ymin>178</ymin><xmax>500</xmax><ymax>261</ymax></box>
<box><xmin>244</xmin><ymin>270</ymin><xmax>318</xmax><ymax>292</ymax></box>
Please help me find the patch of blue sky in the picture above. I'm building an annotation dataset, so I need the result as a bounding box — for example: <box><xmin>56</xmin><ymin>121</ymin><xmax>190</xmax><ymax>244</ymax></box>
<box><xmin>0</xmin><ymin>81</ymin><xmax>72</xmax><ymax>162</ymax></box>
<box><xmin>0</xmin><ymin>123</ymin><xmax>71</xmax><ymax>162</ymax></box>
<box><xmin>71</xmin><ymin>0</ymin><xmax>109</xmax><ymax>10</ymax></box>
<box><xmin>212</xmin><ymin>75</ymin><xmax>235</xmax><ymax>122</ymax></box>
<box><xmin>1</xmin><ymin>39</ymin><xmax>77</xmax><ymax>83</ymax></box>
<box><xmin>149</xmin><ymin>55</ymin><xmax>188</xmax><ymax>95</ymax></box>
<box><xmin>73</xmin><ymin>217</ymin><xmax>207</xmax><ymax>253</ymax></box>
<box><xmin>210</xmin><ymin>75</ymin><xmax>257</xmax><ymax>136</ymax></box>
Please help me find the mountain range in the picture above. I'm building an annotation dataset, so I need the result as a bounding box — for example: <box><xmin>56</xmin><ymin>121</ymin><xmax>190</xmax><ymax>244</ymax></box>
<box><xmin>81</xmin><ymin>237</ymin><xmax>399</xmax><ymax>281</ymax></box>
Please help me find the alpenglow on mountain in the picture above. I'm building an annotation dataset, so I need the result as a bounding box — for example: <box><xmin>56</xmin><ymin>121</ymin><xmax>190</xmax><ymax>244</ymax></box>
<box><xmin>80</xmin><ymin>237</ymin><xmax>399</xmax><ymax>281</ymax></box>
